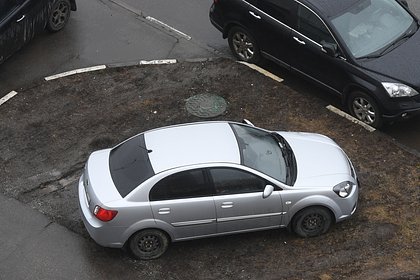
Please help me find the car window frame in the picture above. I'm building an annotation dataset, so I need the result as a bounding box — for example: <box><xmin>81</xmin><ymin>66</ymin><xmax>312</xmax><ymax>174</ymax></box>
<box><xmin>207</xmin><ymin>167</ymin><xmax>279</xmax><ymax>196</ymax></box>
<box><xmin>293</xmin><ymin>1</ymin><xmax>346</xmax><ymax>59</ymax></box>
<box><xmin>257</xmin><ymin>0</ymin><xmax>296</xmax><ymax>27</ymax></box>
<box><xmin>149</xmin><ymin>168</ymin><xmax>215</xmax><ymax>201</ymax></box>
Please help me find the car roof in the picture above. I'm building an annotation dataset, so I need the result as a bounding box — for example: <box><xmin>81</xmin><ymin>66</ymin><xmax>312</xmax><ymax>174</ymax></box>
<box><xmin>144</xmin><ymin>122</ymin><xmax>241</xmax><ymax>173</ymax></box>
<box><xmin>301</xmin><ymin>0</ymin><xmax>365</xmax><ymax>19</ymax></box>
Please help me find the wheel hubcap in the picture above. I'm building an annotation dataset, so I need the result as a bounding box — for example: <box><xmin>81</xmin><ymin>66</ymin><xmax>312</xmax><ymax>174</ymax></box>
<box><xmin>232</xmin><ymin>32</ymin><xmax>254</xmax><ymax>60</ymax></box>
<box><xmin>352</xmin><ymin>97</ymin><xmax>376</xmax><ymax>124</ymax></box>
<box><xmin>51</xmin><ymin>3</ymin><xmax>69</xmax><ymax>27</ymax></box>
<box><xmin>138</xmin><ymin>235</ymin><xmax>160</xmax><ymax>253</ymax></box>
<box><xmin>302</xmin><ymin>213</ymin><xmax>323</xmax><ymax>232</ymax></box>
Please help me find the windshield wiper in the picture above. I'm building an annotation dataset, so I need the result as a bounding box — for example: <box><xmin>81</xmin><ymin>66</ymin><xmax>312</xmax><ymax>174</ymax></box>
<box><xmin>358</xmin><ymin>24</ymin><xmax>417</xmax><ymax>60</ymax></box>
<box><xmin>271</xmin><ymin>132</ymin><xmax>296</xmax><ymax>184</ymax></box>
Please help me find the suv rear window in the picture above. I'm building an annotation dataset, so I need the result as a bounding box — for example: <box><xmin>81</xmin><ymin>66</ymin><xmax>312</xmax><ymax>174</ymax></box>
<box><xmin>109</xmin><ymin>134</ymin><xmax>155</xmax><ymax>197</ymax></box>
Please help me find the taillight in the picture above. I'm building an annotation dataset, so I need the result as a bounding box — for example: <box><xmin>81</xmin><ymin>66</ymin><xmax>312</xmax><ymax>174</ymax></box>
<box><xmin>93</xmin><ymin>205</ymin><xmax>118</xmax><ymax>222</ymax></box>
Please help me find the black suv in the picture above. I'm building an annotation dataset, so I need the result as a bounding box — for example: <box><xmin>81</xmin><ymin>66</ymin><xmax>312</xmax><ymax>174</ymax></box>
<box><xmin>210</xmin><ymin>0</ymin><xmax>420</xmax><ymax>127</ymax></box>
<box><xmin>0</xmin><ymin>0</ymin><xmax>77</xmax><ymax>64</ymax></box>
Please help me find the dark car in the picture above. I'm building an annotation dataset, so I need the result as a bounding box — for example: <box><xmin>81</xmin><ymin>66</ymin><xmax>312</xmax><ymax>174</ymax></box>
<box><xmin>0</xmin><ymin>0</ymin><xmax>77</xmax><ymax>64</ymax></box>
<box><xmin>210</xmin><ymin>0</ymin><xmax>420</xmax><ymax>127</ymax></box>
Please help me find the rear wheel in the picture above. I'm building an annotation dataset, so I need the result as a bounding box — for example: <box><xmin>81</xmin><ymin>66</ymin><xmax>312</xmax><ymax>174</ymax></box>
<box><xmin>348</xmin><ymin>91</ymin><xmax>383</xmax><ymax>128</ymax></box>
<box><xmin>129</xmin><ymin>229</ymin><xmax>169</xmax><ymax>260</ymax></box>
<box><xmin>228</xmin><ymin>26</ymin><xmax>260</xmax><ymax>63</ymax></box>
<box><xmin>46</xmin><ymin>0</ymin><xmax>71</xmax><ymax>32</ymax></box>
<box><xmin>292</xmin><ymin>207</ymin><xmax>332</xmax><ymax>237</ymax></box>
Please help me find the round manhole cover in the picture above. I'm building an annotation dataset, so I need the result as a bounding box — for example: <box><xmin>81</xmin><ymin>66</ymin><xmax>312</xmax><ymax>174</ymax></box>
<box><xmin>186</xmin><ymin>94</ymin><xmax>227</xmax><ymax>118</ymax></box>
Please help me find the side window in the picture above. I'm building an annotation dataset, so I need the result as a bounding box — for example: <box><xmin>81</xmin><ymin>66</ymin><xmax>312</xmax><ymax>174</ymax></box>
<box><xmin>0</xmin><ymin>0</ymin><xmax>19</xmax><ymax>20</ymax></box>
<box><xmin>258</xmin><ymin>0</ymin><xmax>295</xmax><ymax>24</ymax></box>
<box><xmin>297</xmin><ymin>5</ymin><xmax>335</xmax><ymax>45</ymax></box>
<box><xmin>210</xmin><ymin>168</ymin><xmax>266</xmax><ymax>195</ymax></box>
<box><xmin>149</xmin><ymin>169</ymin><xmax>212</xmax><ymax>201</ymax></box>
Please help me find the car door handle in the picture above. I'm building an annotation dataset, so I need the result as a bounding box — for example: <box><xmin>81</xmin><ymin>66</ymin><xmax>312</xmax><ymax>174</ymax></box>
<box><xmin>158</xmin><ymin>208</ymin><xmax>171</xmax><ymax>215</ymax></box>
<box><xmin>16</xmin><ymin>15</ymin><xmax>26</xmax><ymax>23</ymax></box>
<box><xmin>249</xmin><ymin>11</ymin><xmax>261</xmax><ymax>19</ymax></box>
<box><xmin>293</xmin><ymin>36</ymin><xmax>306</xmax><ymax>45</ymax></box>
<box><xmin>221</xmin><ymin>202</ymin><xmax>233</xmax><ymax>209</ymax></box>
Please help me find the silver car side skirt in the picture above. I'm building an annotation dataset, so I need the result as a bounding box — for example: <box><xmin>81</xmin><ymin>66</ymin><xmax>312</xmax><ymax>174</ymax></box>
<box><xmin>173</xmin><ymin>224</ymin><xmax>288</xmax><ymax>242</ymax></box>
<box><xmin>171</xmin><ymin>219</ymin><xmax>217</xmax><ymax>227</ymax></box>
<box><xmin>217</xmin><ymin>212</ymin><xmax>286</xmax><ymax>223</ymax></box>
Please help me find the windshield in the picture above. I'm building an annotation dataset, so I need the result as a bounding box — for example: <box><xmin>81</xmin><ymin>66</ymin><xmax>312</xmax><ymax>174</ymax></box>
<box><xmin>230</xmin><ymin>124</ymin><xmax>293</xmax><ymax>184</ymax></box>
<box><xmin>331</xmin><ymin>0</ymin><xmax>415</xmax><ymax>58</ymax></box>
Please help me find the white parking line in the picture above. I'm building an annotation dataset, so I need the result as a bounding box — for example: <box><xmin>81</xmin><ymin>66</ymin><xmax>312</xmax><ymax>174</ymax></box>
<box><xmin>145</xmin><ymin>16</ymin><xmax>192</xmax><ymax>40</ymax></box>
<box><xmin>139</xmin><ymin>59</ymin><xmax>177</xmax><ymax>65</ymax></box>
<box><xmin>44</xmin><ymin>65</ymin><xmax>107</xmax><ymax>81</ymax></box>
<box><xmin>0</xmin><ymin>91</ymin><xmax>18</xmax><ymax>106</ymax></box>
<box><xmin>326</xmin><ymin>105</ymin><xmax>376</xmax><ymax>132</ymax></box>
<box><xmin>238</xmin><ymin>62</ymin><xmax>284</xmax><ymax>83</ymax></box>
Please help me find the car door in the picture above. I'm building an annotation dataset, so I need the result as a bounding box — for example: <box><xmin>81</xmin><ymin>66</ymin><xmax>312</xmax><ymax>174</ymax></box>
<box><xmin>255</xmin><ymin>0</ymin><xmax>296</xmax><ymax>67</ymax></box>
<box><xmin>0</xmin><ymin>0</ymin><xmax>48</xmax><ymax>64</ymax></box>
<box><xmin>288</xmin><ymin>3</ymin><xmax>350</xmax><ymax>94</ymax></box>
<box><xmin>209</xmin><ymin>167</ymin><xmax>283</xmax><ymax>234</ymax></box>
<box><xmin>149</xmin><ymin>169</ymin><xmax>217</xmax><ymax>240</ymax></box>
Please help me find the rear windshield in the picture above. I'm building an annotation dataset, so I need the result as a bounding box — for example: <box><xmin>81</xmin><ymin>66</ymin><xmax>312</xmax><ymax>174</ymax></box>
<box><xmin>109</xmin><ymin>134</ymin><xmax>155</xmax><ymax>197</ymax></box>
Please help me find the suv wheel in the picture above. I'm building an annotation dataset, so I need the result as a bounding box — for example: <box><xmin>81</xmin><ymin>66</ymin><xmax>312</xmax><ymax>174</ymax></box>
<box><xmin>47</xmin><ymin>0</ymin><xmax>71</xmax><ymax>32</ymax></box>
<box><xmin>129</xmin><ymin>229</ymin><xmax>169</xmax><ymax>260</ymax></box>
<box><xmin>228</xmin><ymin>26</ymin><xmax>260</xmax><ymax>63</ymax></box>
<box><xmin>292</xmin><ymin>207</ymin><xmax>332</xmax><ymax>237</ymax></box>
<box><xmin>348</xmin><ymin>91</ymin><xmax>383</xmax><ymax>128</ymax></box>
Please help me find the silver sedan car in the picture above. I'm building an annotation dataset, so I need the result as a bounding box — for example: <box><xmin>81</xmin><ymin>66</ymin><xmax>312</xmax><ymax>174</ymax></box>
<box><xmin>78</xmin><ymin>121</ymin><xmax>358</xmax><ymax>259</ymax></box>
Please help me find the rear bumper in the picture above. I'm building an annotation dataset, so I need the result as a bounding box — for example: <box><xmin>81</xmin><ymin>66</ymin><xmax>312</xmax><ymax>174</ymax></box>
<box><xmin>78</xmin><ymin>175</ymin><xmax>125</xmax><ymax>248</ymax></box>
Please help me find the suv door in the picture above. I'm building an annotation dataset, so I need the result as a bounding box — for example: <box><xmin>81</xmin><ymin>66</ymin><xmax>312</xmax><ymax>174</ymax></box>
<box><xmin>256</xmin><ymin>0</ymin><xmax>295</xmax><ymax>67</ymax></box>
<box><xmin>289</xmin><ymin>3</ymin><xmax>350</xmax><ymax>94</ymax></box>
<box><xmin>210</xmin><ymin>168</ymin><xmax>283</xmax><ymax>234</ymax></box>
<box><xmin>0</xmin><ymin>0</ymin><xmax>48</xmax><ymax>63</ymax></box>
<box><xmin>149</xmin><ymin>169</ymin><xmax>217</xmax><ymax>240</ymax></box>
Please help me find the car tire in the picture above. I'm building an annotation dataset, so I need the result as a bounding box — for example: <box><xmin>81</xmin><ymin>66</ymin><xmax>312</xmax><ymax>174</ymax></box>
<box><xmin>46</xmin><ymin>0</ymin><xmax>71</xmax><ymax>32</ymax></box>
<box><xmin>292</xmin><ymin>207</ymin><xmax>332</xmax><ymax>238</ymax></box>
<box><xmin>129</xmin><ymin>229</ymin><xmax>169</xmax><ymax>260</ymax></box>
<box><xmin>348</xmin><ymin>91</ymin><xmax>383</xmax><ymax>128</ymax></box>
<box><xmin>228</xmin><ymin>26</ymin><xmax>260</xmax><ymax>64</ymax></box>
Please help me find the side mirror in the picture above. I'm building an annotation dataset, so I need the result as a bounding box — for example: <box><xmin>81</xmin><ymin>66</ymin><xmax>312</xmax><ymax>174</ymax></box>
<box><xmin>263</xmin><ymin>185</ymin><xmax>274</xmax><ymax>199</ymax></box>
<box><xmin>321</xmin><ymin>42</ymin><xmax>338</xmax><ymax>57</ymax></box>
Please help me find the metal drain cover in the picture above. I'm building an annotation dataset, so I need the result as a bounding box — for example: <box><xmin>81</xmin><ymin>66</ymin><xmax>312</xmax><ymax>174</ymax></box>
<box><xmin>186</xmin><ymin>94</ymin><xmax>227</xmax><ymax>118</ymax></box>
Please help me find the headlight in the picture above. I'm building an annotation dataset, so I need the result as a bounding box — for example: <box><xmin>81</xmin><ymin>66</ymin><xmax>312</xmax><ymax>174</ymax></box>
<box><xmin>382</xmin><ymin>82</ymin><xmax>419</xmax><ymax>98</ymax></box>
<box><xmin>333</xmin><ymin>181</ymin><xmax>354</xmax><ymax>198</ymax></box>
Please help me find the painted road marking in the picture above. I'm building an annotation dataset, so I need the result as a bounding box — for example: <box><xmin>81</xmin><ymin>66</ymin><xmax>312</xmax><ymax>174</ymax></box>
<box><xmin>44</xmin><ymin>65</ymin><xmax>107</xmax><ymax>81</ymax></box>
<box><xmin>139</xmin><ymin>59</ymin><xmax>177</xmax><ymax>65</ymax></box>
<box><xmin>238</xmin><ymin>61</ymin><xmax>284</xmax><ymax>83</ymax></box>
<box><xmin>0</xmin><ymin>91</ymin><xmax>18</xmax><ymax>106</ymax></box>
<box><xmin>145</xmin><ymin>16</ymin><xmax>192</xmax><ymax>40</ymax></box>
<box><xmin>327</xmin><ymin>105</ymin><xmax>376</xmax><ymax>132</ymax></box>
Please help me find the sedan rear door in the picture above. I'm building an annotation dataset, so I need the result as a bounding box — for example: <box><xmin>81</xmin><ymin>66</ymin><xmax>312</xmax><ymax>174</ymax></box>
<box><xmin>149</xmin><ymin>169</ymin><xmax>217</xmax><ymax>240</ymax></box>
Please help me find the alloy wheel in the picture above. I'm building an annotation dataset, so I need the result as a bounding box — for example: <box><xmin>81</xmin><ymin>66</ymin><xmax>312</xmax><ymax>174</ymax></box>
<box><xmin>352</xmin><ymin>97</ymin><xmax>376</xmax><ymax>124</ymax></box>
<box><xmin>232</xmin><ymin>32</ymin><xmax>255</xmax><ymax>61</ymax></box>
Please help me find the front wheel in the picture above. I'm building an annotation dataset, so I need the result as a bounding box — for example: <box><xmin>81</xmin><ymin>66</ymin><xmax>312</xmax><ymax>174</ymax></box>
<box><xmin>129</xmin><ymin>229</ymin><xmax>169</xmax><ymax>260</ymax></box>
<box><xmin>46</xmin><ymin>0</ymin><xmax>71</xmax><ymax>32</ymax></box>
<box><xmin>348</xmin><ymin>91</ymin><xmax>383</xmax><ymax>128</ymax></box>
<box><xmin>292</xmin><ymin>207</ymin><xmax>332</xmax><ymax>237</ymax></box>
<box><xmin>227</xmin><ymin>26</ymin><xmax>260</xmax><ymax>64</ymax></box>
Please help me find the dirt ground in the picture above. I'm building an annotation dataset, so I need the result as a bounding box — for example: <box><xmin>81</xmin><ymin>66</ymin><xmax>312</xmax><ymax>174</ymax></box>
<box><xmin>0</xmin><ymin>58</ymin><xmax>419</xmax><ymax>279</ymax></box>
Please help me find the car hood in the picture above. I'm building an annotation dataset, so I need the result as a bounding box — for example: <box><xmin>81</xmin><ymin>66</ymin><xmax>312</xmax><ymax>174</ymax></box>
<box><xmin>278</xmin><ymin>132</ymin><xmax>352</xmax><ymax>187</ymax></box>
<box><xmin>359</xmin><ymin>29</ymin><xmax>420</xmax><ymax>89</ymax></box>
